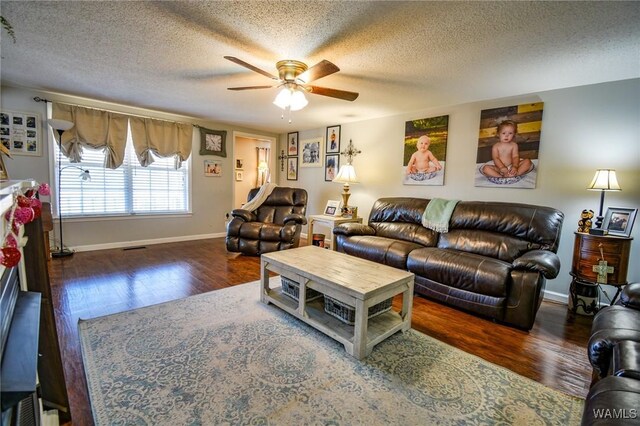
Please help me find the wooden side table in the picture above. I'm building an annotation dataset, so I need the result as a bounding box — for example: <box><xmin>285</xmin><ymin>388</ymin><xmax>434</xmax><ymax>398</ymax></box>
<box><xmin>569</xmin><ymin>232</ymin><xmax>632</xmax><ymax>315</ymax></box>
<box><xmin>307</xmin><ymin>214</ymin><xmax>363</xmax><ymax>250</ymax></box>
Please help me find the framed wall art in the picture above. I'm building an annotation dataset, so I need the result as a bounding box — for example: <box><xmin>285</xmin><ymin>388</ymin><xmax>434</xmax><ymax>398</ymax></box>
<box><xmin>235</xmin><ymin>170</ymin><xmax>244</xmax><ymax>181</ymax></box>
<box><xmin>287</xmin><ymin>131</ymin><xmax>299</xmax><ymax>156</ymax></box>
<box><xmin>603</xmin><ymin>207</ymin><xmax>637</xmax><ymax>238</ymax></box>
<box><xmin>403</xmin><ymin>115</ymin><xmax>448</xmax><ymax>186</ymax></box>
<box><xmin>235</xmin><ymin>158</ymin><xmax>244</xmax><ymax>169</ymax></box>
<box><xmin>326</xmin><ymin>125</ymin><xmax>341</xmax><ymax>153</ymax></box>
<box><xmin>199</xmin><ymin>127</ymin><xmax>227</xmax><ymax>157</ymax></box>
<box><xmin>204</xmin><ymin>160</ymin><xmax>222</xmax><ymax>177</ymax></box>
<box><xmin>0</xmin><ymin>110</ymin><xmax>41</xmax><ymax>156</ymax></box>
<box><xmin>325</xmin><ymin>154</ymin><xmax>339</xmax><ymax>181</ymax></box>
<box><xmin>300</xmin><ymin>137</ymin><xmax>323</xmax><ymax>167</ymax></box>
<box><xmin>475</xmin><ymin>102</ymin><xmax>543</xmax><ymax>189</ymax></box>
<box><xmin>287</xmin><ymin>157</ymin><xmax>298</xmax><ymax>181</ymax></box>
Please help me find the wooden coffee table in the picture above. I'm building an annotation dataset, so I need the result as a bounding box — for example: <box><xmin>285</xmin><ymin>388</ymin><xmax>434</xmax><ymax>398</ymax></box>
<box><xmin>260</xmin><ymin>246</ymin><xmax>414</xmax><ymax>360</ymax></box>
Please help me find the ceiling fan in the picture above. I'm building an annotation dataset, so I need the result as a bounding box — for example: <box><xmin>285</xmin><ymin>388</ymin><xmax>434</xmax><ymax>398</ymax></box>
<box><xmin>224</xmin><ymin>56</ymin><xmax>359</xmax><ymax>110</ymax></box>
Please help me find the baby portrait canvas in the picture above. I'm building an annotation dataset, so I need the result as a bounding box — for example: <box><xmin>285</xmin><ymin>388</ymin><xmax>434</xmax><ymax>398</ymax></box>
<box><xmin>403</xmin><ymin>115</ymin><xmax>449</xmax><ymax>186</ymax></box>
<box><xmin>475</xmin><ymin>103</ymin><xmax>543</xmax><ymax>188</ymax></box>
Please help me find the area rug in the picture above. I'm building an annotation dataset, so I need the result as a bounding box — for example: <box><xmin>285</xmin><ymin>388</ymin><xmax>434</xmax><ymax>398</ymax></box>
<box><xmin>79</xmin><ymin>278</ymin><xmax>584</xmax><ymax>425</ymax></box>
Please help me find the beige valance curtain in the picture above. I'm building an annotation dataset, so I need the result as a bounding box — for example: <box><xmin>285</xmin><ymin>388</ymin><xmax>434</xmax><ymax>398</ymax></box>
<box><xmin>52</xmin><ymin>103</ymin><xmax>128</xmax><ymax>169</ymax></box>
<box><xmin>129</xmin><ymin>117</ymin><xmax>193</xmax><ymax>168</ymax></box>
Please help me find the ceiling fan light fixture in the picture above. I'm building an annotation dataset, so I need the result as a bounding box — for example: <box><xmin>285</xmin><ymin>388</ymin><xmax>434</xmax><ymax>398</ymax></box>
<box><xmin>289</xmin><ymin>90</ymin><xmax>308</xmax><ymax>111</ymax></box>
<box><xmin>273</xmin><ymin>87</ymin><xmax>293</xmax><ymax>109</ymax></box>
<box><xmin>273</xmin><ymin>86</ymin><xmax>308</xmax><ymax>111</ymax></box>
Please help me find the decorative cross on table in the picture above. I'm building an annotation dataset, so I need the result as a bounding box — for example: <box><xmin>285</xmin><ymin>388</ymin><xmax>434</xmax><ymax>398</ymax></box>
<box><xmin>592</xmin><ymin>259</ymin><xmax>614</xmax><ymax>284</ymax></box>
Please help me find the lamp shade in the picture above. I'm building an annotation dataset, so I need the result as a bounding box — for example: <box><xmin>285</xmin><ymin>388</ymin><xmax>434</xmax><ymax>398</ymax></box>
<box><xmin>48</xmin><ymin>119</ymin><xmax>74</xmax><ymax>131</ymax></box>
<box><xmin>587</xmin><ymin>169</ymin><xmax>621</xmax><ymax>191</ymax></box>
<box><xmin>333</xmin><ymin>164</ymin><xmax>359</xmax><ymax>184</ymax></box>
<box><xmin>273</xmin><ymin>88</ymin><xmax>292</xmax><ymax>109</ymax></box>
<box><xmin>273</xmin><ymin>86</ymin><xmax>308</xmax><ymax>111</ymax></box>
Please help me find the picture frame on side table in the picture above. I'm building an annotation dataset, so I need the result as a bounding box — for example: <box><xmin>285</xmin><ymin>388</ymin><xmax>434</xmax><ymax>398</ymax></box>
<box><xmin>326</xmin><ymin>125</ymin><xmax>341</xmax><ymax>153</ymax></box>
<box><xmin>324</xmin><ymin>200</ymin><xmax>342</xmax><ymax>216</ymax></box>
<box><xmin>343</xmin><ymin>206</ymin><xmax>358</xmax><ymax>219</ymax></box>
<box><xmin>199</xmin><ymin>127</ymin><xmax>227</xmax><ymax>157</ymax></box>
<box><xmin>287</xmin><ymin>131</ymin><xmax>299</xmax><ymax>156</ymax></box>
<box><xmin>603</xmin><ymin>207</ymin><xmax>637</xmax><ymax>238</ymax></box>
<box><xmin>287</xmin><ymin>157</ymin><xmax>298</xmax><ymax>181</ymax></box>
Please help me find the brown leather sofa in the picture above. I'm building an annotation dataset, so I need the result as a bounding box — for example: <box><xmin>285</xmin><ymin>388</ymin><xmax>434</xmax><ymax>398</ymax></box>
<box><xmin>582</xmin><ymin>283</ymin><xmax>640</xmax><ymax>425</ymax></box>
<box><xmin>334</xmin><ymin>197</ymin><xmax>564</xmax><ymax>330</ymax></box>
<box><xmin>226</xmin><ymin>187</ymin><xmax>308</xmax><ymax>256</ymax></box>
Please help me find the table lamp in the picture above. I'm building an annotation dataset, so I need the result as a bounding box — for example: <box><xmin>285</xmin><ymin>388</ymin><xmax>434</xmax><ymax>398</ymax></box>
<box><xmin>333</xmin><ymin>164</ymin><xmax>359</xmax><ymax>215</ymax></box>
<box><xmin>587</xmin><ymin>169</ymin><xmax>620</xmax><ymax>235</ymax></box>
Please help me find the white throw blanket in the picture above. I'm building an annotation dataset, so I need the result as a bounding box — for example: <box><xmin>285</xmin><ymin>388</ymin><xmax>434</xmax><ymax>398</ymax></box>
<box><xmin>241</xmin><ymin>183</ymin><xmax>277</xmax><ymax>212</ymax></box>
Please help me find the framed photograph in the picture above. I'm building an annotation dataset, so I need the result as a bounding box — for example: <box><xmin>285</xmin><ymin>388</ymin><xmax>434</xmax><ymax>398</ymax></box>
<box><xmin>287</xmin><ymin>132</ymin><xmax>299</xmax><ymax>156</ymax></box>
<box><xmin>603</xmin><ymin>207</ymin><xmax>637</xmax><ymax>237</ymax></box>
<box><xmin>204</xmin><ymin>160</ymin><xmax>222</xmax><ymax>177</ymax></box>
<box><xmin>235</xmin><ymin>171</ymin><xmax>244</xmax><ymax>181</ymax></box>
<box><xmin>199</xmin><ymin>127</ymin><xmax>227</xmax><ymax>157</ymax></box>
<box><xmin>475</xmin><ymin>103</ymin><xmax>543</xmax><ymax>189</ymax></box>
<box><xmin>287</xmin><ymin>157</ymin><xmax>298</xmax><ymax>181</ymax></box>
<box><xmin>0</xmin><ymin>110</ymin><xmax>41</xmax><ymax>156</ymax></box>
<box><xmin>325</xmin><ymin>154</ymin><xmax>339</xmax><ymax>181</ymax></box>
<box><xmin>300</xmin><ymin>137</ymin><xmax>323</xmax><ymax>167</ymax></box>
<box><xmin>235</xmin><ymin>158</ymin><xmax>243</xmax><ymax>169</ymax></box>
<box><xmin>324</xmin><ymin>200</ymin><xmax>342</xmax><ymax>216</ymax></box>
<box><xmin>403</xmin><ymin>115</ymin><xmax>448</xmax><ymax>186</ymax></box>
<box><xmin>326</xmin><ymin>125</ymin><xmax>341</xmax><ymax>153</ymax></box>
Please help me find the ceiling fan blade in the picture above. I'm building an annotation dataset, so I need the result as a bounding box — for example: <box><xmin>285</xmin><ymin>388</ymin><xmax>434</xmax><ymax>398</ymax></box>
<box><xmin>306</xmin><ymin>85</ymin><xmax>359</xmax><ymax>101</ymax></box>
<box><xmin>296</xmin><ymin>60</ymin><xmax>340</xmax><ymax>84</ymax></box>
<box><xmin>227</xmin><ymin>85</ymin><xmax>274</xmax><ymax>91</ymax></box>
<box><xmin>224</xmin><ymin>56</ymin><xmax>278</xmax><ymax>80</ymax></box>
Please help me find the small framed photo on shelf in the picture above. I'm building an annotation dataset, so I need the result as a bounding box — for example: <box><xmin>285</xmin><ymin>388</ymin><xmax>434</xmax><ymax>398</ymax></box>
<box><xmin>204</xmin><ymin>160</ymin><xmax>222</xmax><ymax>177</ymax></box>
<box><xmin>287</xmin><ymin>157</ymin><xmax>298</xmax><ymax>181</ymax></box>
<box><xmin>235</xmin><ymin>170</ymin><xmax>243</xmax><ymax>181</ymax></box>
<box><xmin>326</xmin><ymin>125</ymin><xmax>341</xmax><ymax>153</ymax></box>
<box><xmin>323</xmin><ymin>200</ymin><xmax>342</xmax><ymax>216</ymax></box>
<box><xmin>199</xmin><ymin>127</ymin><xmax>227</xmax><ymax>157</ymax></box>
<box><xmin>603</xmin><ymin>207</ymin><xmax>637</xmax><ymax>237</ymax></box>
<box><xmin>287</xmin><ymin>131</ymin><xmax>299</xmax><ymax>156</ymax></box>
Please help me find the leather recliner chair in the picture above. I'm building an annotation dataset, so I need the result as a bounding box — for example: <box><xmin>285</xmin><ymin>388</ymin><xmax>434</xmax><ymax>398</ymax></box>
<box><xmin>226</xmin><ymin>187</ymin><xmax>308</xmax><ymax>256</ymax></box>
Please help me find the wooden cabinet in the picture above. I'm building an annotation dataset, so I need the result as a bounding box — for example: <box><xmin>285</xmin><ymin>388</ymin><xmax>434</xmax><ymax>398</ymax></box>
<box><xmin>569</xmin><ymin>232</ymin><xmax>632</xmax><ymax>315</ymax></box>
<box><xmin>571</xmin><ymin>232</ymin><xmax>632</xmax><ymax>285</ymax></box>
<box><xmin>24</xmin><ymin>216</ymin><xmax>71</xmax><ymax>422</ymax></box>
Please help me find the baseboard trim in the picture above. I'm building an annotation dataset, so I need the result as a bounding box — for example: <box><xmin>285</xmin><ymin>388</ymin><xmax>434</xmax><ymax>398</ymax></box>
<box><xmin>541</xmin><ymin>289</ymin><xmax>568</xmax><ymax>305</ymax></box>
<box><xmin>70</xmin><ymin>233</ymin><xmax>227</xmax><ymax>252</ymax></box>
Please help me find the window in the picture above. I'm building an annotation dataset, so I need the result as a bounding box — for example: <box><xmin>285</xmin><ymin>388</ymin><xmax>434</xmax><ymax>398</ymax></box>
<box><xmin>55</xmin><ymin>131</ymin><xmax>190</xmax><ymax>217</ymax></box>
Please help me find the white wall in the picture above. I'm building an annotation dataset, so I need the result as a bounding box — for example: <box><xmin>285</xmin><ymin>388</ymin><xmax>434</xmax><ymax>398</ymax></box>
<box><xmin>0</xmin><ymin>85</ymin><xmax>278</xmax><ymax>249</ymax></box>
<box><xmin>278</xmin><ymin>78</ymin><xmax>640</xmax><ymax>300</ymax></box>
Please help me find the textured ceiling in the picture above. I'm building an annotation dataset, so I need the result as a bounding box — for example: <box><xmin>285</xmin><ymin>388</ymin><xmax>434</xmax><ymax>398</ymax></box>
<box><xmin>1</xmin><ymin>1</ymin><xmax>639</xmax><ymax>134</ymax></box>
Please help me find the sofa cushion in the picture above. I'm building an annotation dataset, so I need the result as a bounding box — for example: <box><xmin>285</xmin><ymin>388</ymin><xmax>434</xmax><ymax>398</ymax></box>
<box><xmin>337</xmin><ymin>235</ymin><xmax>424</xmax><ymax>270</ymax></box>
<box><xmin>438</xmin><ymin>229</ymin><xmax>540</xmax><ymax>262</ymax></box>
<box><xmin>407</xmin><ymin>248</ymin><xmax>512</xmax><ymax>298</ymax></box>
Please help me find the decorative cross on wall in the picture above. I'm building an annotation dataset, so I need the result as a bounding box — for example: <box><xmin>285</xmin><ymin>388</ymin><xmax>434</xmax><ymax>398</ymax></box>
<box><xmin>340</xmin><ymin>139</ymin><xmax>362</xmax><ymax>164</ymax></box>
<box><xmin>592</xmin><ymin>260</ymin><xmax>614</xmax><ymax>284</ymax></box>
<box><xmin>277</xmin><ymin>150</ymin><xmax>286</xmax><ymax>172</ymax></box>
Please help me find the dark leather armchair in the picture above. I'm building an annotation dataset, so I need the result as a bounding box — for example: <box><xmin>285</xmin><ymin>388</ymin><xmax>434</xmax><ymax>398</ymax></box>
<box><xmin>226</xmin><ymin>187</ymin><xmax>308</xmax><ymax>256</ymax></box>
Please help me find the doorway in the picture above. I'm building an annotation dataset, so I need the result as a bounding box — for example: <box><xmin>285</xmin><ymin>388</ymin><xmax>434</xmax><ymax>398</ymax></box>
<box><xmin>232</xmin><ymin>131</ymin><xmax>276</xmax><ymax>209</ymax></box>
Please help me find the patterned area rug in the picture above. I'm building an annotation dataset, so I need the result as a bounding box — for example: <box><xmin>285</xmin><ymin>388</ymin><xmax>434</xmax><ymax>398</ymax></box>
<box><xmin>79</xmin><ymin>278</ymin><xmax>583</xmax><ymax>425</ymax></box>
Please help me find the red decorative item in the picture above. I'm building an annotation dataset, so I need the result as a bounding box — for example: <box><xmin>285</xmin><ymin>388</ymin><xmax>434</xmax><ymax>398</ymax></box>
<box><xmin>13</xmin><ymin>206</ymin><xmax>35</xmax><ymax>225</ymax></box>
<box><xmin>17</xmin><ymin>195</ymin><xmax>31</xmax><ymax>207</ymax></box>
<box><xmin>1</xmin><ymin>247</ymin><xmax>21</xmax><ymax>268</ymax></box>
<box><xmin>38</xmin><ymin>182</ymin><xmax>51</xmax><ymax>196</ymax></box>
<box><xmin>24</xmin><ymin>189</ymin><xmax>35</xmax><ymax>198</ymax></box>
<box><xmin>4</xmin><ymin>234</ymin><xmax>18</xmax><ymax>248</ymax></box>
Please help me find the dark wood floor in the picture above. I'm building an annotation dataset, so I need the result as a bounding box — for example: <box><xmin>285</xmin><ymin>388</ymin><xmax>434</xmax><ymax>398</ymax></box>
<box><xmin>49</xmin><ymin>238</ymin><xmax>593</xmax><ymax>426</ymax></box>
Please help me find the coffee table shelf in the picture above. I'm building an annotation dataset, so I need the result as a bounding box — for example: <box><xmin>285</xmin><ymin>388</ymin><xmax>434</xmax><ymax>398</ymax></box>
<box><xmin>260</xmin><ymin>246</ymin><xmax>414</xmax><ymax>359</ymax></box>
